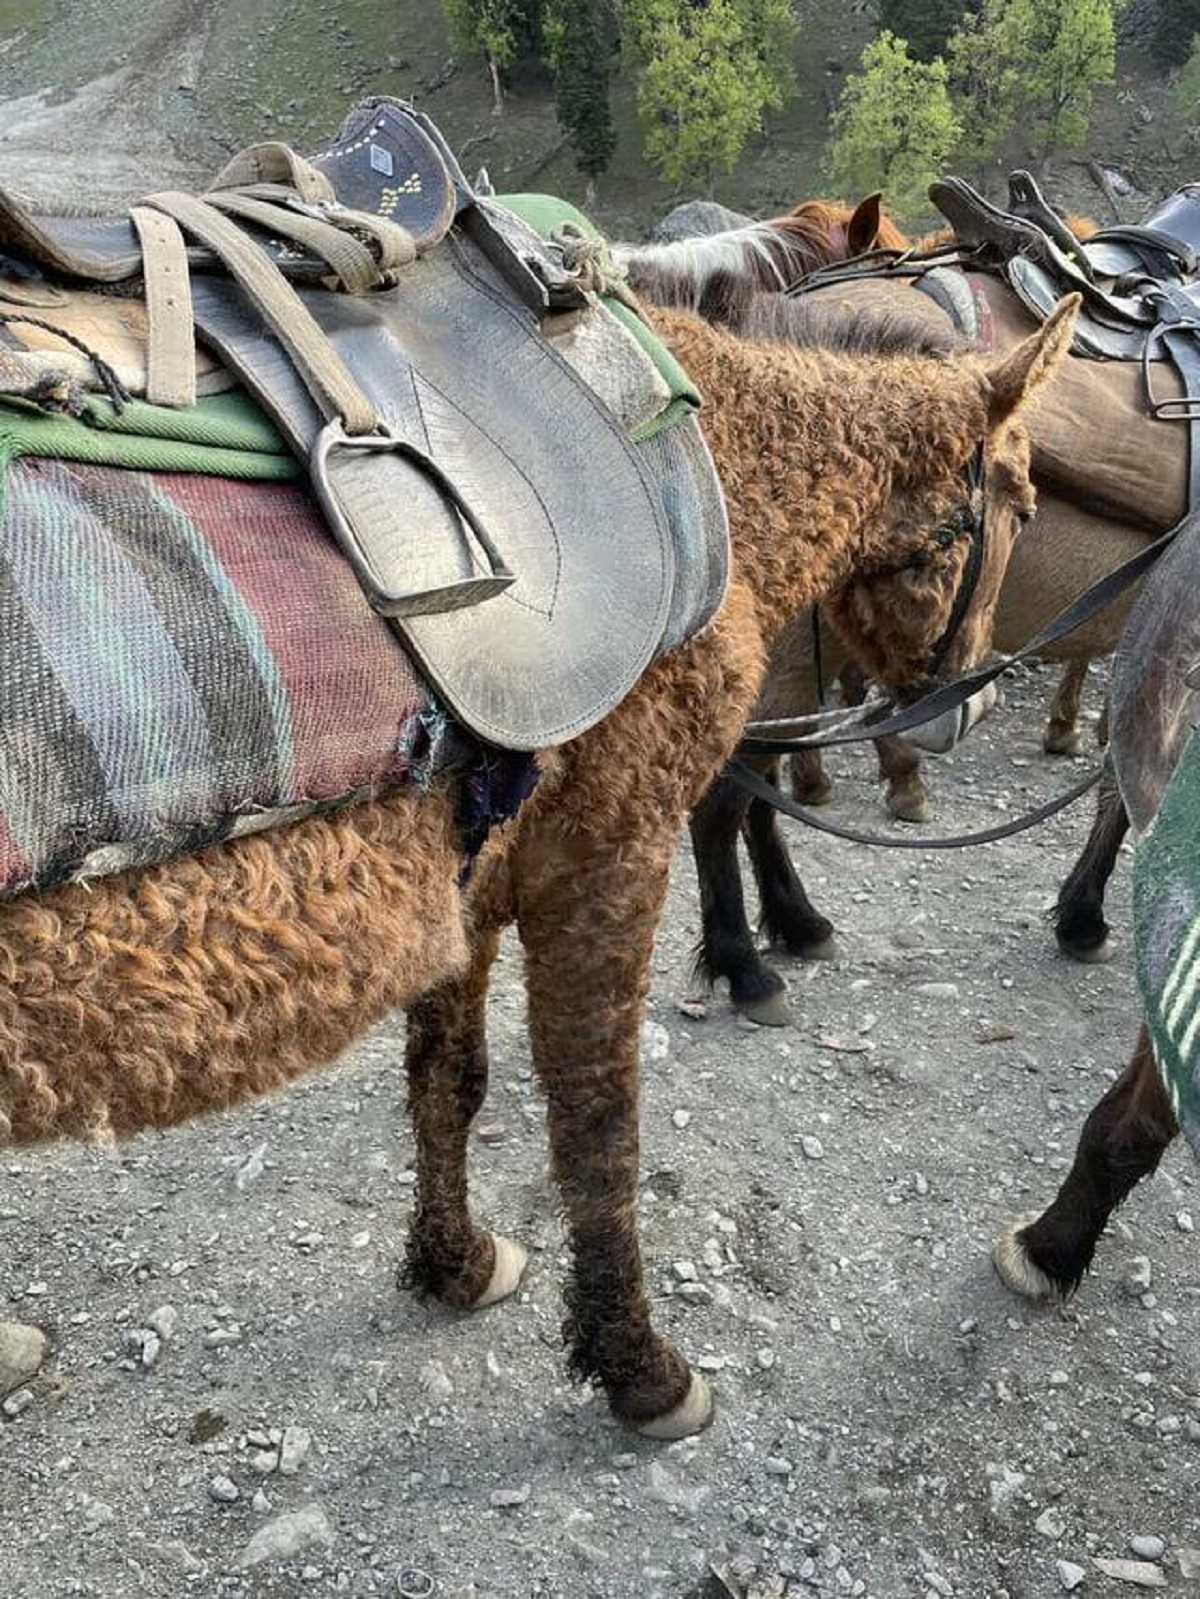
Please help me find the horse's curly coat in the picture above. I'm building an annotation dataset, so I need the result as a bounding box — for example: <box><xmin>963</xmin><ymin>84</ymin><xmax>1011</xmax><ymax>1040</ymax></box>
<box><xmin>0</xmin><ymin>301</ymin><xmax>1075</xmax><ymax>1430</ymax></box>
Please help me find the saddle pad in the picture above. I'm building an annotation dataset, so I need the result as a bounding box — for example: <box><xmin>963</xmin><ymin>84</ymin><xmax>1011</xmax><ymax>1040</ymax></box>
<box><xmin>0</xmin><ymin>455</ymin><xmax>532</xmax><ymax>899</ymax></box>
<box><xmin>1135</xmin><ymin>728</ymin><xmax>1200</xmax><ymax>1159</ymax></box>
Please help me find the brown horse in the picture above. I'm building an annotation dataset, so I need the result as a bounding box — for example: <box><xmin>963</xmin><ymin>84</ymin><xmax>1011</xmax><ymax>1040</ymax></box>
<box><xmin>616</xmin><ymin>195</ymin><xmax>907</xmax><ymax>323</ymax></box>
<box><xmin>0</xmin><ymin>295</ymin><xmax>1077</xmax><ymax>1437</ymax></box>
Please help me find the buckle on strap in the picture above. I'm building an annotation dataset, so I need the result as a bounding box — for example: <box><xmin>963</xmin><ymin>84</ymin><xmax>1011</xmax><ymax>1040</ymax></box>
<box><xmin>311</xmin><ymin>418</ymin><xmax>516</xmax><ymax>619</ymax></box>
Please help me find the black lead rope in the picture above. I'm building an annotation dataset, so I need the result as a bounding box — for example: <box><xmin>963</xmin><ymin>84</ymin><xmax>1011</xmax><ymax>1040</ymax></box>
<box><xmin>727</xmin><ymin>757</ymin><xmax>1102</xmax><ymax>851</ymax></box>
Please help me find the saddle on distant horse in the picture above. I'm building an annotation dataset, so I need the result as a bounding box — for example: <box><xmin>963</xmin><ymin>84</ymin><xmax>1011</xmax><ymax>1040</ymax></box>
<box><xmin>0</xmin><ymin>99</ymin><xmax>726</xmax><ymax>751</ymax></box>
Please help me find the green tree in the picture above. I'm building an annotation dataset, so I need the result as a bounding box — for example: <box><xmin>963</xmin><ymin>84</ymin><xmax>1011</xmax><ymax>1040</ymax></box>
<box><xmin>625</xmin><ymin>0</ymin><xmax>796</xmax><ymax>189</ymax></box>
<box><xmin>829</xmin><ymin>32</ymin><xmax>962</xmax><ymax>218</ymax></box>
<box><xmin>877</xmin><ymin>0</ymin><xmax>978</xmax><ymax>61</ymax></box>
<box><xmin>1153</xmin><ymin>0</ymin><xmax>1200</xmax><ymax>66</ymax></box>
<box><xmin>543</xmin><ymin>0</ymin><xmax>619</xmax><ymax>195</ymax></box>
<box><xmin>948</xmin><ymin>0</ymin><xmax>1121</xmax><ymax>162</ymax></box>
<box><xmin>1167</xmin><ymin>34</ymin><xmax>1200</xmax><ymax>154</ymax></box>
<box><xmin>443</xmin><ymin>0</ymin><xmax>538</xmax><ymax>114</ymax></box>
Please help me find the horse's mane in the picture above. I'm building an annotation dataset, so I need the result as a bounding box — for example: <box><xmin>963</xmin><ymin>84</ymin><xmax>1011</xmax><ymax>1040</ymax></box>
<box><xmin>729</xmin><ymin>287</ymin><xmax>963</xmax><ymax>361</ymax></box>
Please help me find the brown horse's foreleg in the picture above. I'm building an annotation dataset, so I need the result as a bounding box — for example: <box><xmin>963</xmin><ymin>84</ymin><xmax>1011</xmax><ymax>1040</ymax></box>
<box><xmin>517</xmin><ymin>831</ymin><xmax>710</xmax><ymax>1437</ymax></box>
<box><xmin>402</xmin><ymin>925</ymin><xmax>524</xmax><ymax>1309</ymax></box>
<box><xmin>994</xmin><ymin>1026</ymin><xmax>1178</xmax><ymax>1300</ymax></box>
<box><xmin>839</xmin><ymin>661</ymin><xmax>932</xmax><ymax>822</ymax></box>
<box><xmin>789</xmin><ymin>748</ymin><xmax>835</xmax><ymax>806</ymax></box>
<box><xmin>1055</xmin><ymin>766</ymin><xmax>1128</xmax><ymax>963</ymax></box>
<box><xmin>1044</xmin><ymin>660</ymin><xmax>1089</xmax><ymax>755</ymax></box>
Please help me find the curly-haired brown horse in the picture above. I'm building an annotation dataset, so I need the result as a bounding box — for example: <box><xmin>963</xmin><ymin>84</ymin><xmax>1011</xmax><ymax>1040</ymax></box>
<box><xmin>0</xmin><ymin>293</ymin><xmax>1077</xmax><ymax>1437</ymax></box>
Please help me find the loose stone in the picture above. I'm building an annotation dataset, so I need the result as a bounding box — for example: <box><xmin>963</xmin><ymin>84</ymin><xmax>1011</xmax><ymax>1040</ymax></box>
<box><xmin>1128</xmin><ymin>1536</ymin><xmax>1166</xmax><ymax>1561</ymax></box>
<box><xmin>209</xmin><ymin>1475</ymin><xmax>240</xmax><ymax>1504</ymax></box>
<box><xmin>0</xmin><ymin>1323</ymin><xmax>47</xmax><ymax>1397</ymax></box>
<box><xmin>239</xmin><ymin>1504</ymin><xmax>335</xmax><ymax>1568</ymax></box>
<box><xmin>1056</xmin><ymin>1561</ymin><xmax>1086</xmax><ymax>1592</ymax></box>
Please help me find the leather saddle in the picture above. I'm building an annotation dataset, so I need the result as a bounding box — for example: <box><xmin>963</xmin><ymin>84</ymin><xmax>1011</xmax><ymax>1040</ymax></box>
<box><xmin>0</xmin><ymin>99</ymin><xmax>682</xmax><ymax>752</ymax></box>
<box><xmin>931</xmin><ymin>172</ymin><xmax>1200</xmax><ymax>363</ymax></box>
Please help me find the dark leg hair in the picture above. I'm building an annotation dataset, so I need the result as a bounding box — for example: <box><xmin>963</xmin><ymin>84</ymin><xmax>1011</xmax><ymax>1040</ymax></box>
<box><xmin>517</xmin><ymin>829</ymin><xmax>704</xmax><ymax>1430</ymax></box>
<box><xmin>998</xmin><ymin>1027</ymin><xmax>1178</xmax><ymax>1297</ymax></box>
<box><xmin>689</xmin><ymin>765</ymin><xmax>791</xmax><ymax>1023</ymax></box>
<box><xmin>1055</xmin><ymin>768</ymin><xmax>1129</xmax><ymax>962</ymax></box>
<box><xmin>743</xmin><ymin>770</ymin><xmax>837</xmax><ymax>961</ymax></box>
<box><xmin>789</xmin><ymin>748</ymin><xmax>835</xmax><ymax>806</ymax></box>
<box><xmin>403</xmin><ymin>927</ymin><xmax>504</xmax><ymax>1307</ymax></box>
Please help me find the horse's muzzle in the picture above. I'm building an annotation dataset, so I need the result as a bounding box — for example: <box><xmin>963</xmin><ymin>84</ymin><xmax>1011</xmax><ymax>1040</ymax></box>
<box><xmin>902</xmin><ymin>680</ymin><xmax>1000</xmax><ymax>754</ymax></box>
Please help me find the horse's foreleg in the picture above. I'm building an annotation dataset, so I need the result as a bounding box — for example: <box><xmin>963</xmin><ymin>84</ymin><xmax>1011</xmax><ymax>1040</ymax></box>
<box><xmin>839</xmin><ymin>661</ymin><xmax>931</xmax><ymax>821</ymax></box>
<box><xmin>875</xmin><ymin>734</ymin><xmax>932</xmax><ymax>823</ymax></box>
<box><xmin>518</xmin><ymin>830</ymin><xmax>712</xmax><ymax>1437</ymax></box>
<box><xmin>689</xmin><ymin>767</ymin><xmax>791</xmax><ymax>1026</ymax></box>
<box><xmin>1044</xmin><ymin>660</ymin><xmax>1089</xmax><ymax>756</ymax></box>
<box><xmin>789</xmin><ymin>748</ymin><xmax>834</xmax><ymax>806</ymax></box>
<box><xmin>1055</xmin><ymin>767</ymin><xmax>1129</xmax><ymax>963</ymax></box>
<box><xmin>994</xmin><ymin>1027</ymin><xmax>1177</xmax><ymax>1300</ymax></box>
<box><xmin>402</xmin><ymin>924</ymin><xmax>525</xmax><ymax>1309</ymax></box>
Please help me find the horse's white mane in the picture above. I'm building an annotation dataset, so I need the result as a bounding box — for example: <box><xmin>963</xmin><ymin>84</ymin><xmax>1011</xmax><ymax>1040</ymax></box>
<box><xmin>613</xmin><ymin>226</ymin><xmax>791</xmax><ymax>310</ymax></box>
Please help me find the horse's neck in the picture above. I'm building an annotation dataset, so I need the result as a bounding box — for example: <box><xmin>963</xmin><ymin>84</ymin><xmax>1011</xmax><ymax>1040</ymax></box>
<box><xmin>650</xmin><ymin>308</ymin><xmax>974</xmax><ymax>636</ymax></box>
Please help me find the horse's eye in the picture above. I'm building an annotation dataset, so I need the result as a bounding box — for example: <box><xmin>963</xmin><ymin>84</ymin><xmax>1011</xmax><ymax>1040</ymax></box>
<box><xmin>1016</xmin><ymin>505</ymin><xmax>1037</xmax><ymax>528</ymax></box>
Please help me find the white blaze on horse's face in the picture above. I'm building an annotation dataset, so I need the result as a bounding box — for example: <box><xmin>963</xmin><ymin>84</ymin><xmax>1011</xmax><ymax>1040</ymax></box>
<box><xmin>904</xmin><ymin>680</ymin><xmax>1000</xmax><ymax>754</ymax></box>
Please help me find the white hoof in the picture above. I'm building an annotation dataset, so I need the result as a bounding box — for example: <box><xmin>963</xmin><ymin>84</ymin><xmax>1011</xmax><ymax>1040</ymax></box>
<box><xmin>471</xmin><ymin>1234</ymin><xmax>528</xmax><ymax>1309</ymax></box>
<box><xmin>633</xmin><ymin>1374</ymin><xmax>715</xmax><ymax>1440</ymax></box>
<box><xmin>992</xmin><ymin>1212</ymin><xmax>1057</xmax><ymax>1301</ymax></box>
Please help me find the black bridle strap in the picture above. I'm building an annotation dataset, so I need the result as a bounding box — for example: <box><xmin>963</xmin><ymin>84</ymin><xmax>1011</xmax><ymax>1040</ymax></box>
<box><xmin>727</xmin><ymin>757</ymin><xmax>1101</xmax><ymax>850</ymax></box>
<box><xmin>740</xmin><ymin>510</ymin><xmax>1192</xmax><ymax>754</ymax></box>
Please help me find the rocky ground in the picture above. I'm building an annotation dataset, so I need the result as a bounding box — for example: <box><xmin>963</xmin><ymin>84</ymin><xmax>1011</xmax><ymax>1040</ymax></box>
<box><xmin>3</xmin><ymin>665</ymin><xmax>1199</xmax><ymax>1599</ymax></box>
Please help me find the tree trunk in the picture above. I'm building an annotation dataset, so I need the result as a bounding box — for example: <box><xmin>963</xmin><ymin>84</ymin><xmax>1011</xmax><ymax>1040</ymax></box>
<box><xmin>489</xmin><ymin>54</ymin><xmax>504</xmax><ymax>117</ymax></box>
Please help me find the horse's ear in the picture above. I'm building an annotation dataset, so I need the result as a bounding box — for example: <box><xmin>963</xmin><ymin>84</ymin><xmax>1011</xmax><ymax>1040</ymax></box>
<box><xmin>847</xmin><ymin>193</ymin><xmax>883</xmax><ymax>255</ymax></box>
<box><xmin>984</xmin><ymin>293</ymin><xmax>1080</xmax><ymax>427</ymax></box>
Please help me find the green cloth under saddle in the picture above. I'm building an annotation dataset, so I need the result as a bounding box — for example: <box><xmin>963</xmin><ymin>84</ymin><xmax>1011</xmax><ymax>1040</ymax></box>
<box><xmin>0</xmin><ymin>193</ymin><xmax>696</xmax><ymax>473</ymax></box>
<box><xmin>1134</xmin><ymin>728</ymin><xmax>1200</xmax><ymax>1156</ymax></box>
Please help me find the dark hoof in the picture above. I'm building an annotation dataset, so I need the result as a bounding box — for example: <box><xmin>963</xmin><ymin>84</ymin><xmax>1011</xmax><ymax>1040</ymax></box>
<box><xmin>738</xmin><ymin>988</ymin><xmax>793</xmax><ymax>1027</ymax></box>
<box><xmin>789</xmin><ymin>767</ymin><xmax>834</xmax><ymax>807</ymax></box>
<box><xmin>1060</xmin><ymin>935</ymin><xmax>1115</xmax><ymax>965</ymax></box>
<box><xmin>1044</xmin><ymin>725</ymin><xmax>1082</xmax><ymax>757</ymax></box>
<box><xmin>797</xmin><ymin>934</ymin><xmax>841</xmax><ymax>963</ymax></box>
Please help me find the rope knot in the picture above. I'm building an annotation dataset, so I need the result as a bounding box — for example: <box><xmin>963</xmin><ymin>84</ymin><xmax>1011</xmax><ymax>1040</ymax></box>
<box><xmin>550</xmin><ymin>223</ymin><xmax>639</xmax><ymax>310</ymax></box>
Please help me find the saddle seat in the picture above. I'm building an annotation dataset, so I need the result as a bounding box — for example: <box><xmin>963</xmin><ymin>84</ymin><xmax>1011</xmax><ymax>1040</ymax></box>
<box><xmin>0</xmin><ymin>100</ymin><xmax>720</xmax><ymax>752</ymax></box>
<box><xmin>930</xmin><ymin>172</ymin><xmax>1200</xmax><ymax>363</ymax></box>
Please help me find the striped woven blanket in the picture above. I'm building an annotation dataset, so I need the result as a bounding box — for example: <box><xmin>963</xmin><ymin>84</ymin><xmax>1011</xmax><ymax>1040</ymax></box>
<box><xmin>1135</xmin><ymin>728</ymin><xmax>1200</xmax><ymax>1156</ymax></box>
<box><xmin>0</xmin><ymin>452</ymin><xmax>532</xmax><ymax>897</ymax></box>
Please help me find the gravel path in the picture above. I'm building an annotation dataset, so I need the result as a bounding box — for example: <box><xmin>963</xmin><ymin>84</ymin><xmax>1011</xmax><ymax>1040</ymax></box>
<box><xmin>3</xmin><ymin>666</ymin><xmax>1198</xmax><ymax>1599</ymax></box>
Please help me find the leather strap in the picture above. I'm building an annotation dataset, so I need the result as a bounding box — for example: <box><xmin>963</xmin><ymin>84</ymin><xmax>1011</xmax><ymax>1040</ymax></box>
<box><xmin>727</xmin><ymin>757</ymin><xmax>1101</xmax><ymax>851</ymax></box>
<box><xmin>129</xmin><ymin>206</ymin><xmax>196</xmax><ymax>408</ymax></box>
<box><xmin>145</xmin><ymin>190</ymin><xmax>380</xmax><ymax>435</ymax></box>
<box><xmin>203</xmin><ymin>191</ymin><xmax>384</xmax><ymax>294</ymax></box>
<box><xmin>741</xmin><ymin>514</ymin><xmax>1191</xmax><ymax>753</ymax></box>
<box><xmin>211</xmin><ymin>142</ymin><xmax>337</xmax><ymax>205</ymax></box>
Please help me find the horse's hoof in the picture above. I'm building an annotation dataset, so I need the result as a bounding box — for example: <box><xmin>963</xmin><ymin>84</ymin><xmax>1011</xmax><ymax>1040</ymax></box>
<box><xmin>1044</xmin><ymin>727</ymin><xmax>1081</xmax><ymax>757</ymax></box>
<box><xmin>799</xmin><ymin>934</ymin><xmax>842</xmax><ymax>963</ymax></box>
<box><xmin>738</xmin><ymin>989</ymin><xmax>793</xmax><ymax>1027</ymax></box>
<box><xmin>471</xmin><ymin>1235</ymin><xmax>528</xmax><ymax>1309</ymax></box>
<box><xmin>1058</xmin><ymin>934</ymin><xmax>1114</xmax><ymax>965</ymax></box>
<box><xmin>886</xmin><ymin>784</ymin><xmax>932</xmax><ymax>824</ymax></box>
<box><xmin>992</xmin><ymin>1214</ymin><xmax>1058</xmax><ymax>1302</ymax></box>
<box><xmin>792</xmin><ymin>777</ymin><xmax>834</xmax><ymax>807</ymax></box>
<box><xmin>633</xmin><ymin>1374</ymin><xmax>715</xmax><ymax>1440</ymax></box>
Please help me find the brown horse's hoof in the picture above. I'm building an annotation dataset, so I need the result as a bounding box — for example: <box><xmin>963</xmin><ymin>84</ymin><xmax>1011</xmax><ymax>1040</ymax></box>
<box><xmin>1044</xmin><ymin>725</ymin><xmax>1082</xmax><ymax>757</ymax></box>
<box><xmin>738</xmin><ymin>989</ymin><xmax>793</xmax><ymax>1028</ymax></box>
<box><xmin>1060</xmin><ymin>935</ymin><xmax>1115</xmax><ymax>966</ymax></box>
<box><xmin>789</xmin><ymin>762</ymin><xmax>835</xmax><ymax>806</ymax></box>
<box><xmin>470</xmin><ymin>1234</ymin><xmax>528</xmax><ymax>1309</ymax></box>
<box><xmin>886</xmin><ymin>780</ymin><xmax>932</xmax><ymax>824</ymax></box>
<box><xmin>992</xmin><ymin>1214</ymin><xmax>1058</xmax><ymax>1302</ymax></box>
<box><xmin>632</xmin><ymin>1374</ymin><xmax>715</xmax><ymax>1440</ymax></box>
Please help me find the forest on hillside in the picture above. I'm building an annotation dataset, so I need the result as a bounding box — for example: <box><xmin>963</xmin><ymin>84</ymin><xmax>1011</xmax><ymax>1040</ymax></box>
<box><xmin>446</xmin><ymin>0</ymin><xmax>1200</xmax><ymax>217</ymax></box>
